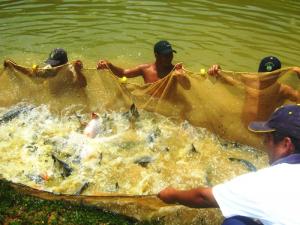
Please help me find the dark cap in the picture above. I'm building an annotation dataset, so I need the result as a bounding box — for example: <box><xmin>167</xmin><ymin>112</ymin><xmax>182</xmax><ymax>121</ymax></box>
<box><xmin>248</xmin><ymin>104</ymin><xmax>300</xmax><ymax>138</ymax></box>
<box><xmin>258</xmin><ymin>56</ymin><xmax>281</xmax><ymax>72</ymax></box>
<box><xmin>154</xmin><ymin>40</ymin><xmax>177</xmax><ymax>55</ymax></box>
<box><xmin>45</xmin><ymin>48</ymin><xmax>68</xmax><ymax>67</ymax></box>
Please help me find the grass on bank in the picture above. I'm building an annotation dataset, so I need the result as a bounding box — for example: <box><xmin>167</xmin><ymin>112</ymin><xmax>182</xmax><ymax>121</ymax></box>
<box><xmin>0</xmin><ymin>180</ymin><xmax>160</xmax><ymax>225</ymax></box>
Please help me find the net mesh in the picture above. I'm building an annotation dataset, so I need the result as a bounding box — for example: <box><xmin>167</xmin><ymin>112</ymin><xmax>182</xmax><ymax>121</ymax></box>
<box><xmin>1</xmin><ymin>60</ymin><xmax>299</xmax><ymax>224</ymax></box>
<box><xmin>125</xmin><ymin>66</ymin><xmax>300</xmax><ymax>149</ymax></box>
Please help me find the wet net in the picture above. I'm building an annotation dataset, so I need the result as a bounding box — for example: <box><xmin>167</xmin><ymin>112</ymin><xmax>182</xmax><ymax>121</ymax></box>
<box><xmin>124</xmin><ymin>66</ymin><xmax>300</xmax><ymax>149</ymax></box>
<box><xmin>0</xmin><ymin>61</ymin><xmax>299</xmax><ymax>224</ymax></box>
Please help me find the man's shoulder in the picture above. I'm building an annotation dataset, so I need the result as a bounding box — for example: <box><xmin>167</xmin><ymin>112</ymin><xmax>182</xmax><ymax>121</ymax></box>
<box><xmin>138</xmin><ymin>63</ymin><xmax>152</xmax><ymax>70</ymax></box>
<box><xmin>215</xmin><ymin>163</ymin><xmax>300</xmax><ymax>190</ymax></box>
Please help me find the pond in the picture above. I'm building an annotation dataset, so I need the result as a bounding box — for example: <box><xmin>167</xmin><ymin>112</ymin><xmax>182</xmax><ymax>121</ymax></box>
<box><xmin>0</xmin><ymin>1</ymin><xmax>298</xmax><ymax>223</ymax></box>
<box><xmin>1</xmin><ymin>0</ymin><xmax>300</xmax><ymax>71</ymax></box>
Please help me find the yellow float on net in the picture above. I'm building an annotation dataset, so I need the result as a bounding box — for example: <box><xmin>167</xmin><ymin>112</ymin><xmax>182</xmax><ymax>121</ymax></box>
<box><xmin>119</xmin><ymin>76</ymin><xmax>127</xmax><ymax>83</ymax></box>
<box><xmin>32</xmin><ymin>64</ymin><xmax>38</xmax><ymax>72</ymax></box>
<box><xmin>200</xmin><ymin>68</ymin><xmax>206</xmax><ymax>75</ymax></box>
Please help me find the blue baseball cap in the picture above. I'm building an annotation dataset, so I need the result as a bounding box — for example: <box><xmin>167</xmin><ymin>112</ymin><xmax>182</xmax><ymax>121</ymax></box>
<box><xmin>154</xmin><ymin>40</ymin><xmax>177</xmax><ymax>55</ymax></box>
<box><xmin>248</xmin><ymin>104</ymin><xmax>300</xmax><ymax>138</ymax></box>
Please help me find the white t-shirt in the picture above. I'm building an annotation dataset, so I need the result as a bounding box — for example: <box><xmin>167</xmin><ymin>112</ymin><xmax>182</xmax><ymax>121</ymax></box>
<box><xmin>212</xmin><ymin>163</ymin><xmax>300</xmax><ymax>225</ymax></box>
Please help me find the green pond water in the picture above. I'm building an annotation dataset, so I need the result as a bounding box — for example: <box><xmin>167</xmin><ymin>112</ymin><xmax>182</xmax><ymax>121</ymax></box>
<box><xmin>0</xmin><ymin>0</ymin><xmax>300</xmax><ymax>72</ymax></box>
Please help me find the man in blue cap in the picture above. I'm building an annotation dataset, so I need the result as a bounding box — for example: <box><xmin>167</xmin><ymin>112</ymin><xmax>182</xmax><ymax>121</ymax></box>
<box><xmin>158</xmin><ymin>104</ymin><xmax>300</xmax><ymax>225</ymax></box>
<box><xmin>97</xmin><ymin>40</ymin><xmax>182</xmax><ymax>83</ymax></box>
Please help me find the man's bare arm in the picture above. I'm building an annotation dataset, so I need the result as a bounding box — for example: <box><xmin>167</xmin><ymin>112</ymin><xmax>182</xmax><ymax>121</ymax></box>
<box><xmin>97</xmin><ymin>60</ymin><xmax>145</xmax><ymax>78</ymax></box>
<box><xmin>280</xmin><ymin>68</ymin><xmax>300</xmax><ymax>102</ymax></box>
<box><xmin>4</xmin><ymin>59</ymin><xmax>32</xmax><ymax>76</ymax></box>
<box><xmin>280</xmin><ymin>84</ymin><xmax>300</xmax><ymax>102</ymax></box>
<box><xmin>158</xmin><ymin>187</ymin><xmax>218</xmax><ymax>208</ymax></box>
<box><xmin>73</xmin><ymin>60</ymin><xmax>87</xmax><ymax>88</ymax></box>
<box><xmin>208</xmin><ymin>64</ymin><xmax>236</xmax><ymax>85</ymax></box>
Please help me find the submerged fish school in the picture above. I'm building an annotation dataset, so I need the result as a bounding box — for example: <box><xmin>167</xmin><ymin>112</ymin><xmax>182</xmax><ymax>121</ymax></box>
<box><xmin>1</xmin><ymin>42</ymin><xmax>300</xmax><ymax>225</ymax></box>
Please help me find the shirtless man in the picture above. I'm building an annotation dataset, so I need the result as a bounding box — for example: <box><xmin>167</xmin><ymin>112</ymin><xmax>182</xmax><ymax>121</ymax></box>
<box><xmin>4</xmin><ymin>48</ymin><xmax>87</xmax><ymax>88</ymax></box>
<box><xmin>208</xmin><ymin>56</ymin><xmax>300</xmax><ymax>126</ymax></box>
<box><xmin>97</xmin><ymin>40</ymin><xmax>180</xmax><ymax>84</ymax></box>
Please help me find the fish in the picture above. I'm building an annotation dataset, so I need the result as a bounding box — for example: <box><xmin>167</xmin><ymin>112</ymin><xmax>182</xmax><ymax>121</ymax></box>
<box><xmin>75</xmin><ymin>182</ymin><xmax>89</xmax><ymax>195</ymax></box>
<box><xmin>72</xmin><ymin>155</ymin><xmax>81</xmax><ymax>164</ymax></box>
<box><xmin>204</xmin><ymin>168</ymin><xmax>214</xmax><ymax>187</ymax></box>
<box><xmin>146</xmin><ymin>127</ymin><xmax>161</xmax><ymax>143</ymax></box>
<box><xmin>189</xmin><ymin>144</ymin><xmax>197</xmax><ymax>153</ymax></box>
<box><xmin>101</xmin><ymin>113</ymin><xmax>110</xmax><ymax>123</ymax></box>
<box><xmin>0</xmin><ymin>104</ymin><xmax>34</xmax><ymax>124</ymax></box>
<box><xmin>163</xmin><ymin>147</ymin><xmax>170</xmax><ymax>152</ymax></box>
<box><xmin>25</xmin><ymin>143</ymin><xmax>38</xmax><ymax>153</ymax></box>
<box><xmin>129</xmin><ymin>104</ymin><xmax>139</xmax><ymax>119</ymax></box>
<box><xmin>134</xmin><ymin>156</ymin><xmax>154</xmax><ymax>168</ymax></box>
<box><xmin>204</xmin><ymin>174</ymin><xmax>213</xmax><ymax>187</ymax></box>
<box><xmin>84</xmin><ymin>112</ymin><xmax>100</xmax><ymax>138</ymax></box>
<box><xmin>74</xmin><ymin>112</ymin><xmax>86</xmax><ymax>130</ymax></box>
<box><xmin>220</xmin><ymin>141</ymin><xmax>242</xmax><ymax>149</ymax></box>
<box><xmin>99</xmin><ymin>113</ymin><xmax>113</xmax><ymax>134</ymax></box>
<box><xmin>115</xmin><ymin>182</ymin><xmax>119</xmax><ymax>191</ymax></box>
<box><xmin>228</xmin><ymin>157</ymin><xmax>257</xmax><ymax>172</ymax></box>
<box><xmin>26</xmin><ymin>174</ymin><xmax>44</xmax><ymax>184</ymax></box>
<box><xmin>51</xmin><ymin>154</ymin><xmax>73</xmax><ymax>177</ymax></box>
<box><xmin>123</xmin><ymin>104</ymin><xmax>139</xmax><ymax>120</ymax></box>
<box><xmin>146</xmin><ymin>133</ymin><xmax>156</xmax><ymax>143</ymax></box>
<box><xmin>45</xmin><ymin>136</ymin><xmax>66</xmax><ymax>146</ymax></box>
<box><xmin>99</xmin><ymin>152</ymin><xmax>103</xmax><ymax>165</ymax></box>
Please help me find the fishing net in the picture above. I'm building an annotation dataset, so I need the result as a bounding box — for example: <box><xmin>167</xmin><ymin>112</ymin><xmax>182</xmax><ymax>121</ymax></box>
<box><xmin>124</xmin><ymin>66</ymin><xmax>300</xmax><ymax>149</ymax></box>
<box><xmin>0</xmin><ymin>60</ymin><xmax>299</xmax><ymax>224</ymax></box>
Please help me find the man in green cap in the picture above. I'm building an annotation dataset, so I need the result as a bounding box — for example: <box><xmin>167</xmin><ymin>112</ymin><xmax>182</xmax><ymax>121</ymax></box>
<box><xmin>207</xmin><ymin>56</ymin><xmax>300</xmax><ymax>126</ymax></box>
<box><xmin>97</xmin><ymin>40</ymin><xmax>182</xmax><ymax>84</ymax></box>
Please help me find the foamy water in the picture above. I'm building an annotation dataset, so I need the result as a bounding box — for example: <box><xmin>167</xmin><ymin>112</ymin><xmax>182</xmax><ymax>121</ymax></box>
<box><xmin>0</xmin><ymin>103</ymin><xmax>268</xmax><ymax>196</ymax></box>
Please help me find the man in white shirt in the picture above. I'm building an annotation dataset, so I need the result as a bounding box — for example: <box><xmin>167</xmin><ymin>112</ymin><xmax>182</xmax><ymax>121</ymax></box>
<box><xmin>158</xmin><ymin>104</ymin><xmax>300</xmax><ymax>225</ymax></box>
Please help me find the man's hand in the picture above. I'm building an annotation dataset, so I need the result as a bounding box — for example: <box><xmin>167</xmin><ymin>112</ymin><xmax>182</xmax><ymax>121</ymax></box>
<box><xmin>97</xmin><ymin>60</ymin><xmax>111</xmax><ymax>70</ymax></box>
<box><xmin>157</xmin><ymin>187</ymin><xmax>177</xmax><ymax>204</ymax></box>
<box><xmin>174</xmin><ymin>63</ymin><xmax>183</xmax><ymax>70</ymax></box>
<box><xmin>73</xmin><ymin>60</ymin><xmax>83</xmax><ymax>71</ymax></box>
<box><xmin>173</xmin><ymin>63</ymin><xmax>185</xmax><ymax>77</ymax></box>
<box><xmin>3</xmin><ymin>59</ymin><xmax>14</xmax><ymax>68</ymax></box>
<box><xmin>208</xmin><ymin>64</ymin><xmax>221</xmax><ymax>77</ymax></box>
<box><xmin>72</xmin><ymin>60</ymin><xmax>87</xmax><ymax>87</ymax></box>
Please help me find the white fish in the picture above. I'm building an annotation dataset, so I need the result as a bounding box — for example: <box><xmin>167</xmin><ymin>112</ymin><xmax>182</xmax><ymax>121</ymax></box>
<box><xmin>84</xmin><ymin>112</ymin><xmax>100</xmax><ymax>138</ymax></box>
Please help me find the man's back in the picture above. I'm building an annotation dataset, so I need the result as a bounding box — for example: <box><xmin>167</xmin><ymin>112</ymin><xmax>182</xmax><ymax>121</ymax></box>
<box><xmin>213</xmin><ymin>162</ymin><xmax>300</xmax><ymax>225</ymax></box>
